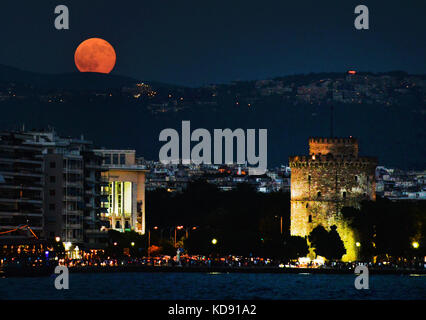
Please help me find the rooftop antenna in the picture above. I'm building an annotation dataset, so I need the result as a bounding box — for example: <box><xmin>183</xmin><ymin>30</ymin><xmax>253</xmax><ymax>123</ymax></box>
<box><xmin>330</xmin><ymin>105</ymin><xmax>334</xmax><ymax>138</ymax></box>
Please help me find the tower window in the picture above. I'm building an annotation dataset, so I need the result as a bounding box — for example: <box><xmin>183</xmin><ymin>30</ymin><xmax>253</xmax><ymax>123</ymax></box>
<box><xmin>308</xmin><ymin>215</ymin><xmax>312</xmax><ymax>223</ymax></box>
<box><xmin>343</xmin><ymin>191</ymin><xmax>347</xmax><ymax>199</ymax></box>
<box><xmin>355</xmin><ymin>175</ymin><xmax>358</xmax><ymax>182</ymax></box>
<box><xmin>308</xmin><ymin>175</ymin><xmax>311</xmax><ymax>183</ymax></box>
<box><xmin>306</xmin><ymin>203</ymin><xmax>309</xmax><ymax>208</ymax></box>
<box><xmin>317</xmin><ymin>192</ymin><xmax>321</xmax><ymax>198</ymax></box>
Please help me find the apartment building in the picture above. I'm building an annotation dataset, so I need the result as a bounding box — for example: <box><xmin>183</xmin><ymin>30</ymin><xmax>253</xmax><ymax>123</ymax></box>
<box><xmin>0</xmin><ymin>132</ymin><xmax>44</xmax><ymax>239</ymax></box>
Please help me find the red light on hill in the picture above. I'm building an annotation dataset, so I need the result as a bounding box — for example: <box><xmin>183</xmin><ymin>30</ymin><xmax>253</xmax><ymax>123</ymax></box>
<box><xmin>348</xmin><ymin>70</ymin><xmax>356</xmax><ymax>75</ymax></box>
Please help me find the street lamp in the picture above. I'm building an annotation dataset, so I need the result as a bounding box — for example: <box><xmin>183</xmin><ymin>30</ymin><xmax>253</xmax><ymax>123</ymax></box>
<box><xmin>356</xmin><ymin>242</ymin><xmax>361</xmax><ymax>247</ymax></box>
<box><xmin>175</xmin><ymin>225</ymin><xmax>184</xmax><ymax>247</ymax></box>
<box><xmin>212</xmin><ymin>238</ymin><xmax>218</xmax><ymax>245</ymax></box>
<box><xmin>412</xmin><ymin>241</ymin><xmax>419</xmax><ymax>249</ymax></box>
<box><xmin>131</xmin><ymin>242</ymin><xmax>135</xmax><ymax>247</ymax></box>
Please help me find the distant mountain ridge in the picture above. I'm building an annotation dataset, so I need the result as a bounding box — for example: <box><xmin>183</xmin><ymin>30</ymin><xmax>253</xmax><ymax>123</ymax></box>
<box><xmin>0</xmin><ymin>65</ymin><xmax>425</xmax><ymax>170</ymax></box>
<box><xmin>0</xmin><ymin>64</ymin><xmax>179</xmax><ymax>91</ymax></box>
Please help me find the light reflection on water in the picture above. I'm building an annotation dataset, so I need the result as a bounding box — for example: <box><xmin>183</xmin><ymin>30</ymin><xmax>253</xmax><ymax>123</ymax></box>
<box><xmin>0</xmin><ymin>272</ymin><xmax>425</xmax><ymax>300</ymax></box>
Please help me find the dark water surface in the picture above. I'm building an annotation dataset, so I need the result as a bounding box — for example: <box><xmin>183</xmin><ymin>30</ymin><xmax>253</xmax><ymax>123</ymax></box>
<box><xmin>1</xmin><ymin>272</ymin><xmax>425</xmax><ymax>300</ymax></box>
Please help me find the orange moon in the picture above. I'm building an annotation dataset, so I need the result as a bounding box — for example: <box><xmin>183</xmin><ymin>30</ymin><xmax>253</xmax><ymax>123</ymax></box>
<box><xmin>74</xmin><ymin>38</ymin><xmax>116</xmax><ymax>74</ymax></box>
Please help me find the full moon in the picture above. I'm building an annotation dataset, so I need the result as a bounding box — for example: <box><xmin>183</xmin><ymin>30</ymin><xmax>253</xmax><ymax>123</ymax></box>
<box><xmin>74</xmin><ymin>38</ymin><xmax>116</xmax><ymax>74</ymax></box>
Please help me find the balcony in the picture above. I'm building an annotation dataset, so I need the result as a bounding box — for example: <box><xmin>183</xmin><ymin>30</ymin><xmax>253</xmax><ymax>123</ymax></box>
<box><xmin>65</xmin><ymin>223</ymin><xmax>83</xmax><ymax>230</ymax></box>
<box><xmin>63</xmin><ymin>181</ymin><xmax>83</xmax><ymax>188</ymax></box>
<box><xmin>0</xmin><ymin>157</ymin><xmax>43</xmax><ymax>165</ymax></box>
<box><xmin>0</xmin><ymin>211</ymin><xmax>43</xmax><ymax>217</ymax></box>
<box><xmin>0</xmin><ymin>171</ymin><xmax>42</xmax><ymax>178</ymax></box>
<box><xmin>104</xmin><ymin>164</ymin><xmax>148</xmax><ymax>171</ymax></box>
<box><xmin>0</xmin><ymin>197</ymin><xmax>43</xmax><ymax>204</ymax></box>
<box><xmin>64</xmin><ymin>195</ymin><xmax>83</xmax><ymax>201</ymax></box>
<box><xmin>0</xmin><ymin>184</ymin><xmax>43</xmax><ymax>191</ymax></box>
<box><xmin>62</xmin><ymin>209</ymin><xmax>82</xmax><ymax>215</ymax></box>
<box><xmin>64</xmin><ymin>168</ymin><xmax>83</xmax><ymax>174</ymax></box>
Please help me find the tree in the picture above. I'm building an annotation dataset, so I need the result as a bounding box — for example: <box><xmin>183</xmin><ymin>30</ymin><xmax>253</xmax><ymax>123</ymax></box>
<box><xmin>308</xmin><ymin>225</ymin><xmax>346</xmax><ymax>260</ymax></box>
<box><xmin>327</xmin><ymin>225</ymin><xmax>347</xmax><ymax>260</ymax></box>
<box><xmin>282</xmin><ymin>235</ymin><xmax>309</xmax><ymax>261</ymax></box>
<box><xmin>342</xmin><ymin>198</ymin><xmax>426</xmax><ymax>260</ymax></box>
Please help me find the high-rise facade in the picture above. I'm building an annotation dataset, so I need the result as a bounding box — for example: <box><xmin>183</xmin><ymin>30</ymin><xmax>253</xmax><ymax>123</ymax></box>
<box><xmin>0</xmin><ymin>132</ymin><xmax>44</xmax><ymax>239</ymax></box>
<box><xmin>0</xmin><ymin>130</ymin><xmax>108</xmax><ymax>249</ymax></box>
<box><xmin>27</xmin><ymin>130</ymin><xmax>108</xmax><ymax>249</ymax></box>
<box><xmin>94</xmin><ymin>149</ymin><xmax>147</xmax><ymax>235</ymax></box>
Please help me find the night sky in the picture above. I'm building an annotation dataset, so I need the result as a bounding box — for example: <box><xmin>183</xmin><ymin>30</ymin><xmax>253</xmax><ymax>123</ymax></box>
<box><xmin>0</xmin><ymin>0</ymin><xmax>425</xmax><ymax>86</ymax></box>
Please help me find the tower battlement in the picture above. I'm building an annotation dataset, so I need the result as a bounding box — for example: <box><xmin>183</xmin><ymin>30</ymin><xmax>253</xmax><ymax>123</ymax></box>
<box><xmin>289</xmin><ymin>155</ymin><xmax>377</xmax><ymax>168</ymax></box>
<box><xmin>309</xmin><ymin>137</ymin><xmax>358</xmax><ymax>157</ymax></box>
<box><xmin>308</xmin><ymin>137</ymin><xmax>358</xmax><ymax>144</ymax></box>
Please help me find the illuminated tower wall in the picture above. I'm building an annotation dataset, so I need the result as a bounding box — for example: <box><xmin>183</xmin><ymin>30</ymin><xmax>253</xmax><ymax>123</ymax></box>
<box><xmin>290</xmin><ymin>137</ymin><xmax>377</xmax><ymax>261</ymax></box>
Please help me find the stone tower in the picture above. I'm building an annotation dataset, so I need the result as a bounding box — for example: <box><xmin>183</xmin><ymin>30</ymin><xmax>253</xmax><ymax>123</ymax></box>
<box><xmin>289</xmin><ymin>137</ymin><xmax>377</xmax><ymax>261</ymax></box>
